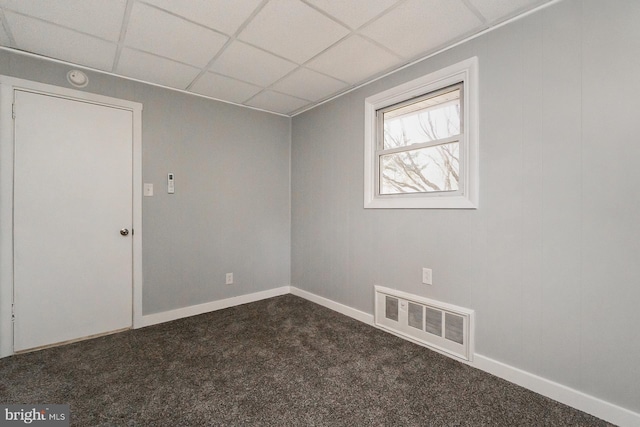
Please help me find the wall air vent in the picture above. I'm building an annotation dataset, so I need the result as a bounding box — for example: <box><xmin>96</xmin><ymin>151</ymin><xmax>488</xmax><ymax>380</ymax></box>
<box><xmin>375</xmin><ymin>286</ymin><xmax>474</xmax><ymax>361</ymax></box>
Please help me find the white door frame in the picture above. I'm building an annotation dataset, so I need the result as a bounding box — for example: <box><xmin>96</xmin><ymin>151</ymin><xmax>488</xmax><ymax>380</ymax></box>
<box><xmin>0</xmin><ymin>75</ymin><xmax>143</xmax><ymax>358</ymax></box>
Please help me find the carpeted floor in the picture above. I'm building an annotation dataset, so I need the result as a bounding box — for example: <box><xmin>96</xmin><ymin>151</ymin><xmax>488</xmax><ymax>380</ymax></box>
<box><xmin>0</xmin><ymin>294</ymin><xmax>612</xmax><ymax>426</ymax></box>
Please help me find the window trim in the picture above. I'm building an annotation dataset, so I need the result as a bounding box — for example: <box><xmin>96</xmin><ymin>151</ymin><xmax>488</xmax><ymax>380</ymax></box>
<box><xmin>364</xmin><ymin>57</ymin><xmax>479</xmax><ymax>209</ymax></box>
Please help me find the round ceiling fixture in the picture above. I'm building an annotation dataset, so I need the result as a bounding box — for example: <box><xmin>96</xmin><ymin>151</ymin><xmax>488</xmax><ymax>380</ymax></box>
<box><xmin>67</xmin><ymin>70</ymin><xmax>88</xmax><ymax>88</ymax></box>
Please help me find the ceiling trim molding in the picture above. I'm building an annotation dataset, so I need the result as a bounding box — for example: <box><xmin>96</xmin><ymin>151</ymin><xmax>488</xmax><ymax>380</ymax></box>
<box><xmin>0</xmin><ymin>46</ymin><xmax>290</xmax><ymax>118</ymax></box>
<box><xmin>0</xmin><ymin>0</ymin><xmax>560</xmax><ymax>118</ymax></box>
<box><xmin>290</xmin><ymin>0</ymin><xmax>562</xmax><ymax>117</ymax></box>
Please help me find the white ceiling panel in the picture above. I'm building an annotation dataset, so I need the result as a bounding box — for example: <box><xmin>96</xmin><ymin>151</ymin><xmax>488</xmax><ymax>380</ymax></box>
<box><xmin>0</xmin><ymin>0</ymin><xmax>126</xmax><ymax>41</ymax></box>
<box><xmin>125</xmin><ymin>2</ymin><xmax>228</xmax><ymax>68</ymax></box>
<box><xmin>246</xmin><ymin>90</ymin><xmax>309</xmax><ymax>115</ymax></box>
<box><xmin>305</xmin><ymin>0</ymin><xmax>399</xmax><ymax>29</ymax></box>
<box><xmin>117</xmin><ymin>48</ymin><xmax>201</xmax><ymax>89</ymax></box>
<box><xmin>360</xmin><ymin>0</ymin><xmax>482</xmax><ymax>59</ymax></box>
<box><xmin>209</xmin><ymin>41</ymin><xmax>297</xmax><ymax>87</ymax></box>
<box><xmin>468</xmin><ymin>0</ymin><xmax>548</xmax><ymax>23</ymax></box>
<box><xmin>307</xmin><ymin>35</ymin><xmax>401</xmax><ymax>84</ymax></box>
<box><xmin>190</xmin><ymin>72</ymin><xmax>262</xmax><ymax>104</ymax></box>
<box><xmin>4</xmin><ymin>11</ymin><xmax>116</xmax><ymax>71</ymax></box>
<box><xmin>141</xmin><ymin>0</ymin><xmax>262</xmax><ymax>36</ymax></box>
<box><xmin>271</xmin><ymin>67</ymin><xmax>348</xmax><ymax>102</ymax></box>
<box><xmin>238</xmin><ymin>0</ymin><xmax>349</xmax><ymax>64</ymax></box>
<box><xmin>0</xmin><ymin>0</ymin><xmax>551</xmax><ymax>115</ymax></box>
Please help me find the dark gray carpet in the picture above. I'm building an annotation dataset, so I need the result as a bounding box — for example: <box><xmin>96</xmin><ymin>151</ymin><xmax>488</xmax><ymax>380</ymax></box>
<box><xmin>0</xmin><ymin>294</ymin><xmax>612</xmax><ymax>426</ymax></box>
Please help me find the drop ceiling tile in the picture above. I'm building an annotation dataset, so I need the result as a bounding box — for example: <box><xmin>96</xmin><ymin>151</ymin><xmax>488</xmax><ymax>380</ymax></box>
<box><xmin>209</xmin><ymin>41</ymin><xmax>297</xmax><ymax>87</ymax></box>
<box><xmin>4</xmin><ymin>11</ymin><xmax>116</xmax><ymax>70</ymax></box>
<box><xmin>306</xmin><ymin>35</ymin><xmax>401</xmax><ymax>84</ymax></box>
<box><xmin>117</xmin><ymin>48</ymin><xmax>201</xmax><ymax>89</ymax></box>
<box><xmin>125</xmin><ymin>2</ymin><xmax>228</xmax><ymax>68</ymax></box>
<box><xmin>238</xmin><ymin>0</ymin><xmax>349</xmax><ymax>64</ymax></box>
<box><xmin>468</xmin><ymin>0</ymin><xmax>549</xmax><ymax>23</ymax></box>
<box><xmin>190</xmin><ymin>72</ymin><xmax>262</xmax><ymax>104</ymax></box>
<box><xmin>305</xmin><ymin>0</ymin><xmax>399</xmax><ymax>29</ymax></box>
<box><xmin>270</xmin><ymin>67</ymin><xmax>348</xmax><ymax>102</ymax></box>
<box><xmin>360</xmin><ymin>0</ymin><xmax>482</xmax><ymax>59</ymax></box>
<box><xmin>0</xmin><ymin>0</ymin><xmax>126</xmax><ymax>41</ymax></box>
<box><xmin>142</xmin><ymin>0</ymin><xmax>262</xmax><ymax>36</ymax></box>
<box><xmin>246</xmin><ymin>90</ymin><xmax>310</xmax><ymax>115</ymax></box>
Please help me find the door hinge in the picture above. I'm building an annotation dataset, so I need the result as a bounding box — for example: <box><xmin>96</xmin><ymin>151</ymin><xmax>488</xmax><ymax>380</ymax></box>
<box><xmin>12</xmin><ymin>103</ymin><xmax>16</xmax><ymax>119</ymax></box>
<box><xmin>11</xmin><ymin>303</ymin><xmax>15</xmax><ymax>322</ymax></box>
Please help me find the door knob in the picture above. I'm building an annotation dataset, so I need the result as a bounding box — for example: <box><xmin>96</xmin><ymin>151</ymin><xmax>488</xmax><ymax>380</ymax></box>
<box><xmin>120</xmin><ymin>228</ymin><xmax>129</xmax><ymax>236</ymax></box>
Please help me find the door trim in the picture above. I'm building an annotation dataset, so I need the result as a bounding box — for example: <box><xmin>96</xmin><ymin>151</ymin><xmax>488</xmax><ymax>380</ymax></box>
<box><xmin>0</xmin><ymin>75</ymin><xmax>143</xmax><ymax>358</ymax></box>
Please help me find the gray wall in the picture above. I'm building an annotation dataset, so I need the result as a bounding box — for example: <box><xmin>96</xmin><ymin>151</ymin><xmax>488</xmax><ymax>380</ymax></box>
<box><xmin>291</xmin><ymin>0</ymin><xmax>640</xmax><ymax>413</ymax></box>
<box><xmin>0</xmin><ymin>50</ymin><xmax>291</xmax><ymax>315</ymax></box>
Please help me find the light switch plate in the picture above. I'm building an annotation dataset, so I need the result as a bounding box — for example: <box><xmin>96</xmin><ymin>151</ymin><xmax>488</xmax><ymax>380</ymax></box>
<box><xmin>143</xmin><ymin>183</ymin><xmax>153</xmax><ymax>197</ymax></box>
<box><xmin>167</xmin><ymin>173</ymin><xmax>175</xmax><ymax>194</ymax></box>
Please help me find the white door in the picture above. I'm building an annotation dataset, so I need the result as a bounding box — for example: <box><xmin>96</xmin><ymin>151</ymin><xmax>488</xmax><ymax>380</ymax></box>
<box><xmin>13</xmin><ymin>90</ymin><xmax>133</xmax><ymax>352</ymax></box>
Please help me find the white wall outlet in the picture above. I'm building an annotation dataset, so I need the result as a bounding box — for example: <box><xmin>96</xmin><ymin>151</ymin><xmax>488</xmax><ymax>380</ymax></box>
<box><xmin>225</xmin><ymin>272</ymin><xmax>233</xmax><ymax>285</ymax></box>
<box><xmin>422</xmin><ymin>268</ymin><xmax>432</xmax><ymax>285</ymax></box>
<box><xmin>143</xmin><ymin>183</ymin><xmax>153</xmax><ymax>197</ymax></box>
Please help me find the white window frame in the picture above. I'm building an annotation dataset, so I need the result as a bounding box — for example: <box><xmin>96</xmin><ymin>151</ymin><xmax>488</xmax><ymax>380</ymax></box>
<box><xmin>364</xmin><ymin>57</ymin><xmax>479</xmax><ymax>209</ymax></box>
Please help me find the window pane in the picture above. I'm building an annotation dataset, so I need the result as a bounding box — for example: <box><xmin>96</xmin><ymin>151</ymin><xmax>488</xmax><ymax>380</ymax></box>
<box><xmin>382</xmin><ymin>87</ymin><xmax>460</xmax><ymax>149</ymax></box>
<box><xmin>380</xmin><ymin>142</ymin><xmax>459</xmax><ymax>195</ymax></box>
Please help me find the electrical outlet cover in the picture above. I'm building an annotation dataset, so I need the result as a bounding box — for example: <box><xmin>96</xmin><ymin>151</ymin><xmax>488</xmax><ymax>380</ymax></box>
<box><xmin>422</xmin><ymin>268</ymin><xmax>432</xmax><ymax>285</ymax></box>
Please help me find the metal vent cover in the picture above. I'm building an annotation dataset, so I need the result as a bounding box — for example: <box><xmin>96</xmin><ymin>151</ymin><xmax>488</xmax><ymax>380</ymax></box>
<box><xmin>375</xmin><ymin>286</ymin><xmax>474</xmax><ymax>361</ymax></box>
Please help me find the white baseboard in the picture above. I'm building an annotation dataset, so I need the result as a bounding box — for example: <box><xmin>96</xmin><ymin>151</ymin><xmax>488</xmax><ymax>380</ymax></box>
<box><xmin>473</xmin><ymin>354</ymin><xmax>640</xmax><ymax>427</ymax></box>
<box><xmin>289</xmin><ymin>288</ymin><xmax>639</xmax><ymax>427</ymax></box>
<box><xmin>138</xmin><ymin>285</ymin><xmax>639</xmax><ymax>427</ymax></box>
<box><xmin>289</xmin><ymin>286</ymin><xmax>374</xmax><ymax>325</ymax></box>
<box><xmin>140</xmin><ymin>286</ymin><xmax>291</xmax><ymax>328</ymax></box>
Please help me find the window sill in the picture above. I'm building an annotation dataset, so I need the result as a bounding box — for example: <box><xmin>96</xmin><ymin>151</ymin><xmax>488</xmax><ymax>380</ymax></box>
<box><xmin>364</xmin><ymin>194</ymin><xmax>478</xmax><ymax>209</ymax></box>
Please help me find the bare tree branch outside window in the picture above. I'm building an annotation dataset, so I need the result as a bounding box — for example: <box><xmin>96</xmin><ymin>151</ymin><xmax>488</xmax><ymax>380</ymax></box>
<box><xmin>380</xmin><ymin>87</ymin><xmax>461</xmax><ymax>195</ymax></box>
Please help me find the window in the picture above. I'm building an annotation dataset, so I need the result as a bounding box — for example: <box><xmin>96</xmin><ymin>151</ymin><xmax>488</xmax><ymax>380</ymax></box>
<box><xmin>364</xmin><ymin>57</ymin><xmax>478</xmax><ymax>209</ymax></box>
<box><xmin>378</xmin><ymin>83</ymin><xmax>462</xmax><ymax>196</ymax></box>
